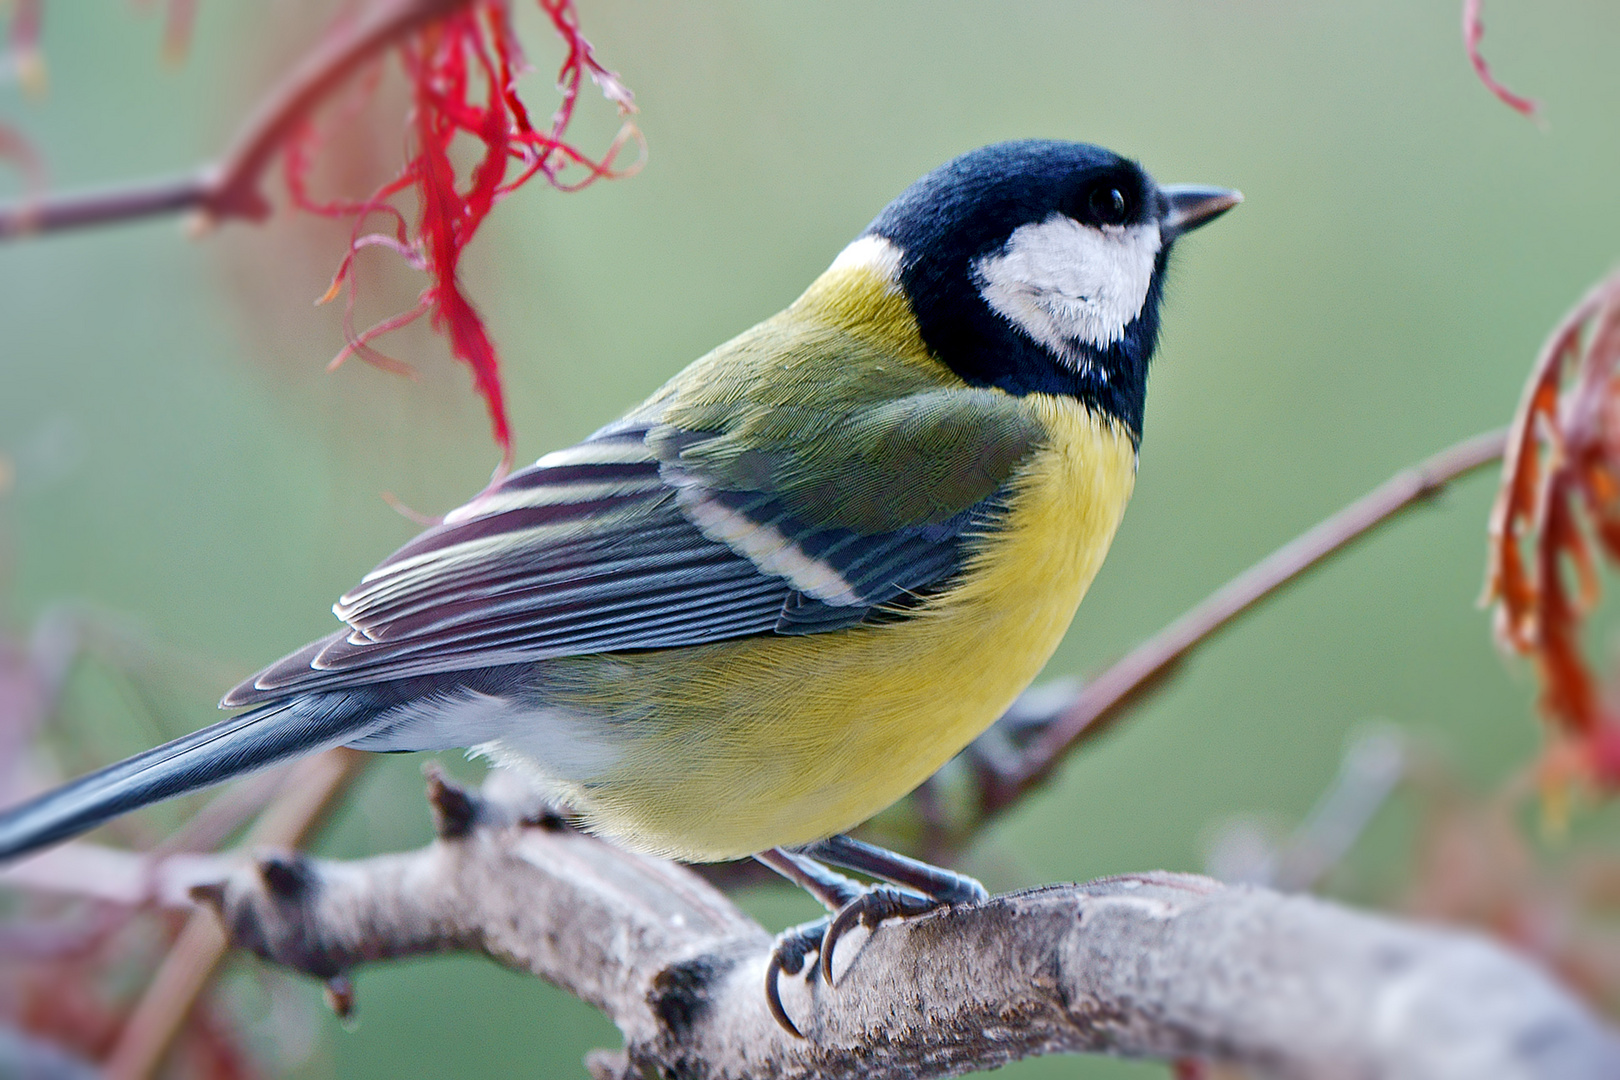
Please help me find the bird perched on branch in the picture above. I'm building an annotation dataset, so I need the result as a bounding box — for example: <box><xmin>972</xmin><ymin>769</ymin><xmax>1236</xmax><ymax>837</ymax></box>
<box><xmin>0</xmin><ymin>140</ymin><xmax>1237</xmax><ymax>1035</ymax></box>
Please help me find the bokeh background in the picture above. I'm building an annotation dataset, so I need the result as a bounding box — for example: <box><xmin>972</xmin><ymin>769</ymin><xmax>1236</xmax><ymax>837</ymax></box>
<box><xmin>4</xmin><ymin>1</ymin><xmax>1620</xmax><ymax>1076</ymax></box>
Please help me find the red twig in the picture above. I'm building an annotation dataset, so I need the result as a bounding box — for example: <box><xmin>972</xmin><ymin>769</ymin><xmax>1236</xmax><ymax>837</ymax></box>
<box><xmin>0</xmin><ymin>0</ymin><xmax>641</xmax><ymax>469</ymax></box>
<box><xmin>0</xmin><ymin>0</ymin><xmax>472</xmax><ymax>239</ymax></box>
<box><xmin>1462</xmin><ymin>0</ymin><xmax>1540</xmax><ymax>118</ymax></box>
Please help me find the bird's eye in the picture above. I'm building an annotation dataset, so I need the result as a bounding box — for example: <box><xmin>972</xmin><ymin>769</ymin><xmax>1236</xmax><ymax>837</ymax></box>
<box><xmin>1088</xmin><ymin>185</ymin><xmax>1129</xmax><ymax>225</ymax></box>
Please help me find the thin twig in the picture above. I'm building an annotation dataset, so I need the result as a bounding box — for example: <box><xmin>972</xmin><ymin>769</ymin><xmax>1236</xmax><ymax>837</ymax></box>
<box><xmin>0</xmin><ymin>0</ymin><xmax>472</xmax><ymax>239</ymax></box>
<box><xmin>0</xmin><ymin>841</ymin><xmax>232</xmax><ymax>909</ymax></box>
<box><xmin>101</xmin><ymin>748</ymin><xmax>368</xmax><ymax>1080</ymax></box>
<box><xmin>976</xmin><ymin>427</ymin><xmax>1508</xmax><ymax>816</ymax></box>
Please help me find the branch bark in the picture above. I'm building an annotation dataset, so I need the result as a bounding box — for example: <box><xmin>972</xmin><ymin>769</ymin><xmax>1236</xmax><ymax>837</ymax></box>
<box><xmin>195</xmin><ymin>773</ymin><xmax>1620</xmax><ymax>1080</ymax></box>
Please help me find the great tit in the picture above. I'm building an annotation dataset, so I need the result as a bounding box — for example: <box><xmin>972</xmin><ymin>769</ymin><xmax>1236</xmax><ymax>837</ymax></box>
<box><xmin>0</xmin><ymin>139</ymin><xmax>1237</xmax><ymax>1033</ymax></box>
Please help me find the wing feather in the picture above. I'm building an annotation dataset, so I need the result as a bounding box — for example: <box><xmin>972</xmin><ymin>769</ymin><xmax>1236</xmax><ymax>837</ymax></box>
<box><xmin>225</xmin><ymin>381</ymin><xmax>1038</xmax><ymax>708</ymax></box>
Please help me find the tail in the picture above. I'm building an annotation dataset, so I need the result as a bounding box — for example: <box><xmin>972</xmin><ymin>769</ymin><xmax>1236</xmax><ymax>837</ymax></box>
<box><xmin>0</xmin><ymin>698</ymin><xmax>374</xmax><ymax>863</ymax></box>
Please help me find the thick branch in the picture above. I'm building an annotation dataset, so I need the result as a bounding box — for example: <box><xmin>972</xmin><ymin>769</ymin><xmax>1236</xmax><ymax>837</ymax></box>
<box><xmin>197</xmin><ymin>775</ymin><xmax>1619</xmax><ymax>1080</ymax></box>
<box><xmin>0</xmin><ymin>0</ymin><xmax>471</xmax><ymax>238</ymax></box>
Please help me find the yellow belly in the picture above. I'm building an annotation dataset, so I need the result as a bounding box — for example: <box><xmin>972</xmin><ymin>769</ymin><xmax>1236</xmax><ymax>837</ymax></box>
<box><xmin>534</xmin><ymin>394</ymin><xmax>1137</xmax><ymax>861</ymax></box>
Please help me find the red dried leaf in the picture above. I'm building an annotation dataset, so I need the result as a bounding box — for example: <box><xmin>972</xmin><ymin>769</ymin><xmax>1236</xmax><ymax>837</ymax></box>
<box><xmin>1485</xmin><ymin>271</ymin><xmax>1620</xmax><ymax>787</ymax></box>
<box><xmin>1462</xmin><ymin>0</ymin><xmax>1540</xmax><ymax>118</ymax></box>
<box><xmin>289</xmin><ymin>0</ymin><xmax>643</xmax><ymax>477</ymax></box>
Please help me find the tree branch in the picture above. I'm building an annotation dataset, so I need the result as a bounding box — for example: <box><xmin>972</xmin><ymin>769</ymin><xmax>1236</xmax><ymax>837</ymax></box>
<box><xmin>965</xmin><ymin>428</ymin><xmax>1508</xmax><ymax>821</ymax></box>
<box><xmin>0</xmin><ymin>0</ymin><xmax>472</xmax><ymax>238</ymax></box>
<box><xmin>195</xmin><ymin>772</ymin><xmax>1620</xmax><ymax>1080</ymax></box>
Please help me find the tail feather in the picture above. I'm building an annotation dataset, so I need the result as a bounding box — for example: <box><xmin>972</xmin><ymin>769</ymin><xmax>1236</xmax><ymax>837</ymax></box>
<box><xmin>0</xmin><ymin>698</ymin><xmax>376</xmax><ymax>863</ymax></box>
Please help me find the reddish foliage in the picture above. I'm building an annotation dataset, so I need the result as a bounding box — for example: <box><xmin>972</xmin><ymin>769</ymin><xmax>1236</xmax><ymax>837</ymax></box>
<box><xmin>0</xmin><ymin>610</ymin><xmax>286</xmax><ymax>1077</ymax></box>
<box><xmin>1486</xmin><ymin>272</ymin><xmax>1620</xmax><ymax>788</ymax></box>
<box><xmin>1398</xmin><ymin>758</ymin><xmax>1620</xmax><ymax>1015</ymax></box>
<box><xmin>8</xmin><ymin>910</ymin><xmax>263</xmax><ymax>1079</ymax></box>
<box><xmin>1461</xmin><ymin>0</ymin><xmax>1540</xmax><ymax>118</ymax></box>
<box><xmin>289</xmin><ymin>0</ymin><xmax>641</xmax><ymax>476</ymax></box>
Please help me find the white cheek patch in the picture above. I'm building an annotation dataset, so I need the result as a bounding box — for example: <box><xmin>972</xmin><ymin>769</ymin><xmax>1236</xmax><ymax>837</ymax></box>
<box><xmin>972</xmin><ymin>214</ymin><xmax>1161</xmax><ymax>364</ymax></box>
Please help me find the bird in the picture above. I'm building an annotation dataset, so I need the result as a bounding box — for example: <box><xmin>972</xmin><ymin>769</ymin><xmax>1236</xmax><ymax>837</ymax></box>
<box><xmin>0</xmin><ymin>139</ymin><xmax>1238</xmax><ymax>1035</ymax></box>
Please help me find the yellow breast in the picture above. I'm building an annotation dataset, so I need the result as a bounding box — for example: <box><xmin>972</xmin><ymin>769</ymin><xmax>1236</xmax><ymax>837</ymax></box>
<box><xmin>546</xmin><ymin>394</ymin><xmax>1138</xmax><ymax>862</ymax></box>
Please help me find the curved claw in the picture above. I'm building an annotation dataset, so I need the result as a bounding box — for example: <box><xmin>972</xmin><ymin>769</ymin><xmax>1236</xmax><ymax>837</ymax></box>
<box><xmin>765</xmin><ymin>950</ymin><xmax>804</xmax><ymax>1038</ymax></box>
<box><xmin>765</xmin><ymin>918</ymin><xmax>828</xmax><ymax>1039</ymax></box>
<box><xmin>819</xmin><ymin>886</ymin><xmax>939</xmax><ymax>983</ymax></box>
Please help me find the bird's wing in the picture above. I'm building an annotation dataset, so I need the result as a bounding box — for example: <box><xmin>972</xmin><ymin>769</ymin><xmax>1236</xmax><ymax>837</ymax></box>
<box><xmin>225</xmin><ymin>332</ymin><xmax>1041</xmax><ymax>707</ymax></box>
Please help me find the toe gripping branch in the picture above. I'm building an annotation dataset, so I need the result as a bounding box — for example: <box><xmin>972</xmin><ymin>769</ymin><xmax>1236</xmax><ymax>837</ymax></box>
<box><xmin>755</xmin><ymin>835</ymin><xmax>989</xmax><ymax>1038</ymax></box>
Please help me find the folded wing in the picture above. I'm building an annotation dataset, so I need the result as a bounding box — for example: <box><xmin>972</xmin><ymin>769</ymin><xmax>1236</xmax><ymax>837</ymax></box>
<box><xmin>226</xmin><ymin>371</ymin><xmax>1041</xmax><ymax>707</ymax></box>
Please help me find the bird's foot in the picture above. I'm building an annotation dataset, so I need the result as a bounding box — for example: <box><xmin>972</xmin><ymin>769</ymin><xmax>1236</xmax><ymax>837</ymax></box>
<box><xmin>817</xmin><ymin>883</ymin><xmax>943</xmax><ymax>983</ymax></box>
<box><xmin>761</xmin><ymin>883</ymin><xmax>971</xmax><ymax>1037</ymax></box>
<box><xmin>764</xmin><ymin>916</ymin><xmax>830</xmax><ymax>1038</ymax></box>
<box><xmin>755</xmin><ymin>835</ymin><xmax>989</xmax><ymax>1038</ymax></box>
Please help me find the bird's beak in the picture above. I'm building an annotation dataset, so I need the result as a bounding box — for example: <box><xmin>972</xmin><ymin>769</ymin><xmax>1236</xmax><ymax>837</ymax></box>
<box><xmin>1160</xmin><ymin>185</ymin><xmax>1243</xmax><ymax>238</ymax></box>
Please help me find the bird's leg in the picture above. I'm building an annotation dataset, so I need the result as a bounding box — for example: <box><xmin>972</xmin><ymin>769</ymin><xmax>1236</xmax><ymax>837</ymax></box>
<box><xmin>799</xmin><ymin>833</ymin><xmax>989</xmax><ymax>982</ymax></box>
<box><xmin>804</xmin><ymin>833</ymin><xmax>988</xmax><ymax>903</ymax></box>
<box><xmin>753</xmin><ymin>847</ymin><xmax>866</xmax><ymax>1037</ymax></box>
<box><xmin>757</xmin><ymin>846</ymin><xmax>868</xmax><ymax>910</ymax></box>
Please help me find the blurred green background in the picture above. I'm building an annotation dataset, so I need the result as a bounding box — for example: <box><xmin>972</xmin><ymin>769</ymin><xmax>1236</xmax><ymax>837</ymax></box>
<box><xmin>4</xmin><ymin>1</ymin><xmax>1619</xmax><ymax>1076</ymax></box>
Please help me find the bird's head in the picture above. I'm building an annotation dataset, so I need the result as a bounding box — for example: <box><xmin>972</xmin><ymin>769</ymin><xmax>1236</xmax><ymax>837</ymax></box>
<box><xmin>844</xmin><ymin>140</ymin><xmax>1239</xmax><ymax>441</ymax></box>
